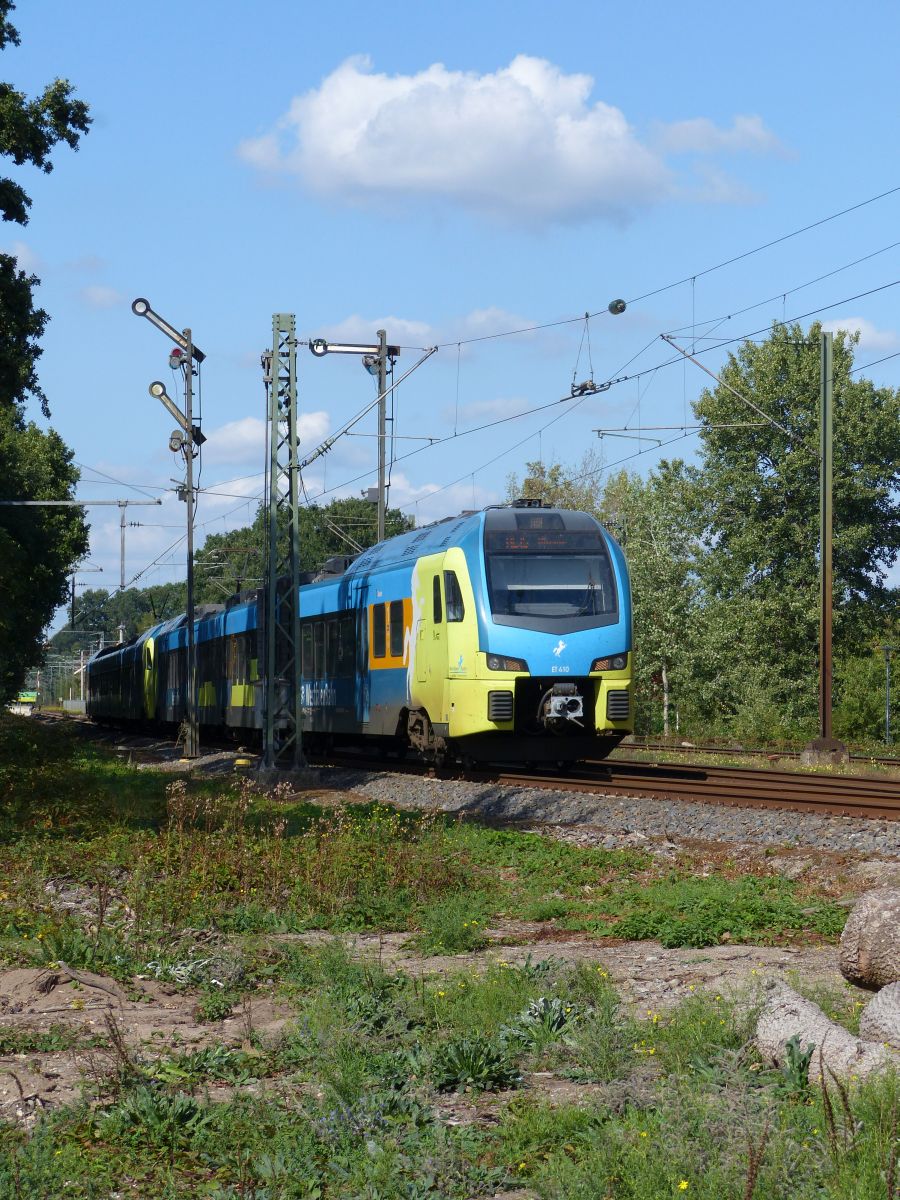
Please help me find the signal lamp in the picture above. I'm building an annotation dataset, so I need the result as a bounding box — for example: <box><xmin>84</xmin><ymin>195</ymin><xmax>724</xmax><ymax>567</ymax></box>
<box><xmin>591</xmin><ymin>655</ymin><xmax>628</xmax><ymax>672</ymax></box>
<box><xmin>487</xmin><ymin>654</ymin><xmax>528</xmax><ymax>672</ymax></box>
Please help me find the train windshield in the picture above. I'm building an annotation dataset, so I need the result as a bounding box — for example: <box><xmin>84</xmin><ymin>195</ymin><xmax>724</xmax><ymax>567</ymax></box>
<box><xmin>486</xmin><ymin>552</ymin><xmax>616</xmax><ymax>619</ymax></box>
<box><xmin>483</xmin><ymin>517</ymin><xmax>619</xmax><ymax>630</ymax></box>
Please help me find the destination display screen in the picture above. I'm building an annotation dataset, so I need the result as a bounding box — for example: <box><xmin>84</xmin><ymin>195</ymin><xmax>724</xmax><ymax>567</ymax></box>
<box><xmin>484</xmin><ymin>529</ymin><xmax>606</xmax><ymax>554</ymax></box>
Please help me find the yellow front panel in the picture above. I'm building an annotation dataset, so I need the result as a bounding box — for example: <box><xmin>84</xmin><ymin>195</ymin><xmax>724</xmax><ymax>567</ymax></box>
<box><xmin>230</xmin><ymin>684</ymin><xmax>255</xmax><ymax>707</ymax></box>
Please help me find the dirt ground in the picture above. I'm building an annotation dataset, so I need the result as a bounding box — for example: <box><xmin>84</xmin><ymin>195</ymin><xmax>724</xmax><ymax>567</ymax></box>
<box><xmin>0</xmin><ymin>918</ymin><xmax>868</xmax><ymax>1128</ymax></box>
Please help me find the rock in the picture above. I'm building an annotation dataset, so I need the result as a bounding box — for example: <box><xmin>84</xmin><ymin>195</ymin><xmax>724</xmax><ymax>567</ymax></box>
<box><xmin>755</xmin><ymin>981</ymin><xmax>899</xmax><ymax>1082</ymax></box>
<box><xmin>839</xmin><ymin>888</ymin><xmax>900</xmax><ymax>990</ymax></box>
<box><xmin>859</xmin><ymin>982</ymin><xmax>900</xmax><ymax>1049</ymax></box>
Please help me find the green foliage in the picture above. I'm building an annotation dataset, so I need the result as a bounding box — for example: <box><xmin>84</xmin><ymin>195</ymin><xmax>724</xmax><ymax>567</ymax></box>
<box><xmin>0</xmin><ymin>4</ymin><xmax>91</xmax><ymax>701</ymax></box>
<box><xmin>572</xmin><ymin>873</ymin><xmax>846</xmax><ymax>948</ymax></box>
<box><xmin>429</xmin><ymin>1033</ymin><xmax>522</xmax><ymax>1093</ymax></box>
<box><xmin>0</xmin><ymin>409</ymin><xmax>88</xmax><ymax>702</ymax></box>
<box><xmin>194</xmin><ymin>986</ymin><xmax>238</xmax><ymax>1023</ymax></box>
<box><xmin>413</xmin><ymin>893</ymin><xmax>488</xmax><ymax>953</ymax></box>
<box><xmin>0</xmin><ymin>1024</ymin><xmax>81</xmax><ymax>1054</ymax></box>
<box><xmin>509</xmin><ymin>325</ymin><xmax>900</xmax><ymax>744</ymax></box>
<box><xmin>776</xmin><ymin>1033</ymin><xmax>816</xmax><ymax>1098</ymax></box>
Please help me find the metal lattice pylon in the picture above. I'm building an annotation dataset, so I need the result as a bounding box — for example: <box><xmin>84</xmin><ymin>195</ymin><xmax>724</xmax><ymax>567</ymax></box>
<box><xmin>262</xmin><ymin>313</ymin><xmax>303</xmax><ymax>768</ymax></box>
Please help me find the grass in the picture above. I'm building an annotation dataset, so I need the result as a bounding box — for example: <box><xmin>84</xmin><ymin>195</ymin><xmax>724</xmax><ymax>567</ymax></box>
<box><xmin>0</xmin><ymin>944</ymin><xmax>897</xmax><ymax>1197</ymax></box>
<box><xmin>0</xmin><ymin>713</ymin><xmax>889</xmax><ymax>1196</ymax></box>
<box><xmin>0</xmin><ymin>716</ymin><xmax>848</xmax><ymax>980</ymax></box>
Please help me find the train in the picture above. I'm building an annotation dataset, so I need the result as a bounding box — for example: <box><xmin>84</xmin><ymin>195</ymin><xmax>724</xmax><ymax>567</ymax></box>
<box><xmin>86</xmin><ymin>501</ymin><xmax>633</xmax><ymax>763</ymax></box>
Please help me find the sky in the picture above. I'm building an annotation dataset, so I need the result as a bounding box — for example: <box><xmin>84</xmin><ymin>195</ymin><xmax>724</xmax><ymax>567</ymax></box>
<box><xmin>5</xmin><ymin>0</ymin><xmax>900</xmax><ymax>629</ymax></box>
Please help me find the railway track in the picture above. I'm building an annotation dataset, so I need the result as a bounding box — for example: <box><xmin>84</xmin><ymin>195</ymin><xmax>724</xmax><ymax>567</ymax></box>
<box><xmin>321</xmin><ymin>752</ymin><xmax>900</xmax><ymax>822</ymax></box>
<box><xmin>41</xmin><ymin>714</ymin><xmax>900</xmax><ymax>823</ymax></box>
<box><xmin>615</xmin><ymin>738</ymin><xmax>900</xmax><ymax>769</ymax></box>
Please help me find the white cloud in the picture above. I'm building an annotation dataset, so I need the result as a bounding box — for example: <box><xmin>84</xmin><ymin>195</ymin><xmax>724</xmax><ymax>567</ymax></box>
<box><xmin>314</xmin><ymin>306</ymin><xmax>539</xmax><ymax>355</ymax></box>
<box><xmin>6</xmin><ymin>240</ymin><xmax>41</xmax><ymax>271</ymax></box>
<box><xmin>202</xmin><ymin>412</ymin><xmax>330</xmax><ymax>466</ymax></box>
<box><xmin>821</xmin><ymin>316</ymin><xmax>899</xmax><ymax>352</ymax></box>
<box><xmin>385</xmin><ymin>471</ymin><xmax>500</xmax><ymax>524</ymax></box>
<box><xmin>240</xmin><ymin>55</ymin><xmax>671</xmax><ymax>225</ymax></box>
<box><xmin>656</xmin><ymin>114</ymin><xmax>785</xmax><ymax>156</ymax></box>
<box><xmin>317</xmin><ymin>314</ymin><xmax>434</xmax><ymax>346</ymax></box>
<box><xmin>240</xmin><ymin>57</ymin><xmax>784</xmax><ymax>225</ymax></box>
<box><xmin>81</xmin><ymin>284</ymin><xmax>125</xmax><ymax>309</ymax></box>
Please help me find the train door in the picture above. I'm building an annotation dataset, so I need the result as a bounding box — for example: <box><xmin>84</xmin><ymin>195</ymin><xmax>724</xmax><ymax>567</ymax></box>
<box><xmin>410</xmin><ymin>553</ymin><xmax>449</xmax><ymax>728</ymax></box>
<box><xmin>143</xmin><ymin>638</ymin><xmax>156</xmax><ymax>720</ymax></box>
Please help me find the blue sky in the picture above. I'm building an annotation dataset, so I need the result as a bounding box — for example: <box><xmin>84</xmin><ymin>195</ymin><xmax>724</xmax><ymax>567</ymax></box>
<box><xmin>6</xmin><ymin>0</ymin><xmax>900</xmax><ymax>623</ymax></box>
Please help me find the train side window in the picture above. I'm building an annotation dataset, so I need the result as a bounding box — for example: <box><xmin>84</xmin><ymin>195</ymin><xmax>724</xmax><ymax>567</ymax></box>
<box><xmin>432</xmin><ymin>576</ymin><xmax>443</xmax><ymax>624</ymax></box>
<box><xmin>326</xmin><ymin>619</ymin><xmax>339</xmax><ymax>675</ymax></box>
<box><xmin>389</xmin><ymin>600</ymin><xmax>404</xmax><ymax>657</ymax></box>
<box><xmin>444</xmin><ymin>571</ymin><xmax>465</xmax><ymax>622</ymax></box>
<box><xmin>302</xmin><ymin>624</ymin><xmax>313</xmax><ymax>673</ymax></box>
<box><xmin>314</xmin><ymin>621</ymin><xmax>325</xmax><ymax>676</ymax></box>
<box><xmin>340</xmin><ymin>615</ymin><xmax>355</xmax><ymax>673</ymax></box>
<box><xmin>373</xmin><ymin>603</ymin><xmax>386</xmax><ymax>658</ymax></box>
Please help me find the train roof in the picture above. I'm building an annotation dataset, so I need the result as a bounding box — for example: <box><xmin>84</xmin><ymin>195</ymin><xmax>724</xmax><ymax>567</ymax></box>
<box><xmin>343</xmin><ymin>504</ymin><xmax>605</xmax><ymax>579</ymax></box>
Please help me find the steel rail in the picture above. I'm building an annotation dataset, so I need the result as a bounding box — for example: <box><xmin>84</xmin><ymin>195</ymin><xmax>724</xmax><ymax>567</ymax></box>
<box><xmin>316</xmin><ymin>752</ymin><xmax>900</xmax><ymax>822</ymax></box>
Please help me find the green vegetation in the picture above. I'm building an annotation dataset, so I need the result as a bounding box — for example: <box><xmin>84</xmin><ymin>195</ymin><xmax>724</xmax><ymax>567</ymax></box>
<box><xmin>0</xmin><ymin>941</ymin><xmax>896</xmax><ymax>1198</ymax></box>
<box><xmin>1</xmin><ymin>715</ymin><xmax>891</xmax><ymax>1194</ymax></box>
<box><xmin>0</xmin><ymin>717</ymin><xmax>846</xmax><ymax>981</ymax></box>
<box><xmin>0</xmin><ymin>0</ymin><xmax>91</xmax><ymax>704</ymax></box>
<box><xmin>509</xmin><ymin>322</ymin><xmax>900</xmax><ymax>745</ymax></box>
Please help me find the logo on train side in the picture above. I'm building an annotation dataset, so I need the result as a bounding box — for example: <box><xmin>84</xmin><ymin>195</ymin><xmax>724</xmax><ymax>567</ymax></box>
<box><xmin>552</xmin><ymin>640</ymin><xmax>567</xmax><ymax>657</ymax></box>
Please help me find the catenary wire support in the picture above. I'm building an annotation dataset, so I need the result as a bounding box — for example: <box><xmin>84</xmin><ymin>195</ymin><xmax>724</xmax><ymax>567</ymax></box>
<box><xmin>262</xmin><ymin>313</ymin><xmax>304</xmax><ymax>769</ymax></box>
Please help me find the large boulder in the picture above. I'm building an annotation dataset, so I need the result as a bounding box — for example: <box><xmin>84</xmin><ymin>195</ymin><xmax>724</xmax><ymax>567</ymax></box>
<box><xmin>839</xmin><ymin>888</ymin><xmax>900</xmax><ymax>990</ymax></box>
<box><xmin>858</xmin><ymin>981</ymin><xmax>900</xmax><ymax>1050</ymax></box>
<box><xmin>755</xmin><ymin>982</ymin><xmax>899</xmax><ymax>1083</ymax></box>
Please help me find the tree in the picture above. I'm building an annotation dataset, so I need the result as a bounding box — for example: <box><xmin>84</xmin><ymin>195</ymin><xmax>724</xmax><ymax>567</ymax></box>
<box><xmin>692</xmin><ymin>322</ymin><xmax>900</xmax><ymax>736</ymax></box>
<box><xmin>194</xmin><ymin>496</ymin><xmax>414</xmax><ymax>603</ymax></box>
<box><xmin>507</xmin><ymin>453</ymin><xmax>703</xmax><ymax>736</ymax></box>
<box><xmin>0</xmin><ymin>2</ymin><xmax>91</xmax><ymax>701</ymax></box>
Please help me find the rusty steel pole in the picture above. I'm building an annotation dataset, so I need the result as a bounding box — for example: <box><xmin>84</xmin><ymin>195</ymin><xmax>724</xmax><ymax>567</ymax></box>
<box><xmin>819</xmin><ymin>331</ymin><xmax>834</xmax><ymax>740</ymax></box>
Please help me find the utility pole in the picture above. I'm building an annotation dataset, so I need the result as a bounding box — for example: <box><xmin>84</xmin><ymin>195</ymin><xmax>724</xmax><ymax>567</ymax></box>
<box><xmin>262</xmin><ymin>314</ymin><xmax>303</xmax><ymax>769</ymax></box>
<box><xmin>183</xmin><ymin>327</ymin><xmax>198</xmax><ymax>760</ymax></box>
<box><xmin>376</xmin><ymin>328</ymin><xmax>388</xmax><ymax>542</ymax></box>
<box><xmin>819</xmin><ymin>331</ymin><xmax>834</xmax><ymax>741</ymax></box>
<box><xmin>0</xmin><ymin>499</ymin><xmax>160</xmax><ymax>598</ymax></box>
<box><xmin>878</xmin><ymin>646</ymin><xmax>894</xmax><ymax>746</ymax></box>
<box><xmin>132</xmin><ymin>298</ymin><xmax>206</xmax><ymax>760</ymax></box>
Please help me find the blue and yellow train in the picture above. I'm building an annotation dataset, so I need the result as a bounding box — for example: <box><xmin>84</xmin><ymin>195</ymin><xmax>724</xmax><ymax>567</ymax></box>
<box><xmin>86</xmin><ymin>502</ymin><xmax>633</xmax><ymax>763</ymax></box>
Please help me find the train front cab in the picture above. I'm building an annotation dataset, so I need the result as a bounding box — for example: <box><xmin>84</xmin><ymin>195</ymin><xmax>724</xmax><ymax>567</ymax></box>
<box><xmin>407</xmin><ymin>511</ymin><xmax>632</xmax><ymax>763</ymax></box>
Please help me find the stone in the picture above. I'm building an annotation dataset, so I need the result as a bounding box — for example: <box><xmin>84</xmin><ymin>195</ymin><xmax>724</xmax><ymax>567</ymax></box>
<box><xmin>756</xmin><ymin>981</ymin><xmax>899</xmax><ymax>1082</ymax></box>
<box><xmin>859</xmin><ymin>981</ymin><xmax>900</xmax><ymax>1049</ymax></box>
<box><xmin>839</xmin><ymin>888</ymin><xmax>900</xmax><ymax>990</ymax></box>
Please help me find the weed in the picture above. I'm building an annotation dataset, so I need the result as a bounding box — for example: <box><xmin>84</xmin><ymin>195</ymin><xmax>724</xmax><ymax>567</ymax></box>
<box><xmin>195</xmin><ymin>986</ymin><xmax>239</xmax><ymax>1023</ymax></box>
<box><xmin>776</xmin><ymin>1034</ymin><xmax>816</xmax><ymax>1098</ymax></box>
<box><xmin>100</xmin><ymin>1086</ymin><xmax>215</xmax><ymax>1151</ymax></box>
<box><xmin>501</xmin><ymin>995</ymin><xmax>580</xmax><ymax>1052</ymax></box>
<box><xmin>148</xmin><ymin>1045</ymin><xmax>257</xmax><ymax>1087</ymax></box>
<box><xmin>0</xmin><ymin>1025</ymin><xmax>82</xmax><ymax>1054</ymax></box>
<box><xmin>430</xmin><ymin>1033</ymin><xmax>522</xmax><ymax>1093</ymax></box>
<box><xmin>413</xmin><ymin>893</ymin><xmax>488</xmax><ymax>954</ymax></box>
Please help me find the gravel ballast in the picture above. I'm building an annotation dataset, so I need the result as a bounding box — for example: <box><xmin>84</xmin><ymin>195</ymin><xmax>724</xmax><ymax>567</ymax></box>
<box><xmin>310</xmin><ymin>767</ymin><xmax>900</xmax><ymax>860</ymax></box>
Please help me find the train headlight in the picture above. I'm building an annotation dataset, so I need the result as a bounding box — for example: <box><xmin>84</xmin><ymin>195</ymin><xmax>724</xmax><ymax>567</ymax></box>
<box><xmin>591</xmin><ymin>654</ymin><xmax>628</xmax><ymax>672</ymax></box>
<box><xmin>487</xmin><ymin>654</ymin><xmax>528</xmax><ymax>672</ymax></box>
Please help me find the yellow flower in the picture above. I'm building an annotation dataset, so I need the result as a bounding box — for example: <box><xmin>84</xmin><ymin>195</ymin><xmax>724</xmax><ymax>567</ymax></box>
<box><xmin>437</xmin><ymin>990</ymin><xmax>445</xmax><ymax>997</ymax></box>
<box><xmin>639</xmin><ymin>1131</ymin><xmax>648</xmax><ymax>1138</ymax></box>
<box><xmin>678</xmin><ymin>1182</ymin><xmax>689</xmax><ymax>1192</ymax></box>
